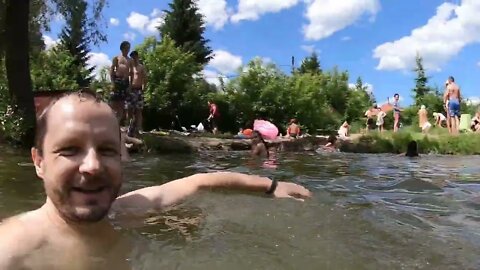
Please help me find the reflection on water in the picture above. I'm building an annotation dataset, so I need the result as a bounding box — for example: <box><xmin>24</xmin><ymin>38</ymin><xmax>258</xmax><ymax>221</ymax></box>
<box><xmin>1</xmin><ymin>145</ymin><xmax>480</xmax><ymax>269</ymax></box>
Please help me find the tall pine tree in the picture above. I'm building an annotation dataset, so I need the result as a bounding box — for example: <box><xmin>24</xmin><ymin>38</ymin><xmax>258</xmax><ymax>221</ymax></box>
<box><xmin>412</xmin><ymin>53</ymin><xmax>429</xmax><ymax>105</ymax></box>
<box><xmin>298</xmin><ymin>52</ymin><xmax>321</xmax><ymax>74</ymax></box>
<box><xmin>159</xmin><ymin>0</ymin><xmax>213</xmax><ymax>65</ymax></box>
<box><xmin>58</xmin><ymin>0</ymin><xmax>94</xmax><ymax>88</ymax></box>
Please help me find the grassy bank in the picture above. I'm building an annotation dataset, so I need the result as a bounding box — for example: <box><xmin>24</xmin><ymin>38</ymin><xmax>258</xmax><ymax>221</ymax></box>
<box><xmin>341</xmin><ymin>128</ymin><xmax>480</xmax><ymax>155</ymax></box>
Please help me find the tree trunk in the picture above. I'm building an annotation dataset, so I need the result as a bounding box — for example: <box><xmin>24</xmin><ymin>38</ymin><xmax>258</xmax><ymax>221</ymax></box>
<box><xmin>5</xmin><ymin>0</ymin><xmax>35</xmax><ymax>147</ymax></box>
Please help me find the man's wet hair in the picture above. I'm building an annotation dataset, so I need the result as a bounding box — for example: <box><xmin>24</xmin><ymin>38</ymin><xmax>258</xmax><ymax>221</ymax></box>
<box><xmin>394</xmin><ymin>93</ymin><xmax>399</xmax><ymax>98</ymax></box>
<box><xmin>406</xmin><ymin>140</ymin><xmax>419</xmax><ymax>157</ymax></box>
<box><xmin>120</xmin><ymin>41</ymin><xmax>130</xmax><ymax>51</ymax></box>
<box><xmin>34</xmin><ymin>89</ymin><xmax>110</xmax><ymax>155</ymax></box>
<box><xmin>129</xmin><ymin>50</ymin><xmax>138</xmax><ymax>58</ymax></box>
<box><xmin>448</xmin><ymin>76</ymin><xmax>455</xmax><ymax>82</ymax></box>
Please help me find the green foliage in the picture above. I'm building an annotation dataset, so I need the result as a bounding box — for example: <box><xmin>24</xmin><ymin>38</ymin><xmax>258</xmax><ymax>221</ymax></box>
<box><xmin>135</xmin><ymin>36</ymin><xmax>204</xmax><ymax>129</ymax></box>
<box><xmin>0</xmin><ymin>61</ymin><xmax>28</xmax><ymax>144</ymax></box>
<box><xmin>159</xmin><ymin>0</ymin><xmax>213</xmax><ymax>65</ymax></box>
<box><xmin>343</xmin><ymin>130</ymin><xmax>480</xmax><ymax>155</ymax></box>
<box><xmin>298</xmin><ymin>52</ymin><xmax>321</xmax><ymax>74</ymax></box>
<box><xmin>412</xmin><ymin>53</ymin><xmax>430</xmax><ymax>105</ymax></box>
<box><xmin>31</xmin><ymin>47</ymin><xmax>89</xmax><ymax>91</ymax></box>
<box><xmin>57</xmin><ymin>0</ymin><xmax>94</xmax><ymax>87</ymax></box>
<box><xmin>345</xmin><ymin>77</ymin><xmax>373</xmax><ymax>123</ymax></box>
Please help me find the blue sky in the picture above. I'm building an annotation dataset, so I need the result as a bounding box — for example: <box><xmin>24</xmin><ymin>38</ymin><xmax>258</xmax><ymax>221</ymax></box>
<box><xmin>43</xmin><ymin>0</ymin><xmax>480</xmax><ymax>106</ymax></box>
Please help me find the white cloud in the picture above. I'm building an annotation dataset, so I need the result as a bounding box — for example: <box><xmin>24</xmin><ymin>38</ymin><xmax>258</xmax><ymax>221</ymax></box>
<box><xmin>109</xmin><ymin>17</ymin><xmax>120</xmax><ymax>26</ymax></box>
<box><xmin>150</xmin><ymin>8</ymin><xmax>162</xmax><ymax>18</ymax></box>
<box><xmin>477</xmin><ymin>61</ymin><xmax>480</xmax><ymax>67</ymax></box>
<box><xmin>209</xmin><ymin>50</ymin><xmax>243</xmax><ymax>74</ymax></box>
<box><xmin>202</xmin><ymin>69</ymin><xmax>229</xmax><ymax>88</ymax></box>
<box><xmin>231</xmin><ymin>0</ymin><xmax>300</xmax><ymax>23</ymax></box>
<box><xmin>87</xmin><ymin>52</ymin><xmax>111</xmax><ymax>79</ymax></box>
<box><xmin>348</xmin><ymin>82</ymin><xmax>374</xmax><ymax>94</ymax></box>
<box><xmin>303</xmin><ymin>0</ymin><xmax>380</xmax><ymax>40</ymax></box>
<box><xmin>123</xmin><ymin>32</ymin><xmax>136</xmax><ymax>41</ymax></box>
<box><xmin>42</xmin><ymin>35</ymin><xmax>60</xmax><ymax>50</ymax></box>
<box><xmin>197</xmin><ymin>0</ymin><xmax>229</xmax><ymax>30</ymax></box>
<box><xmin>465</xmin><ymin>97</ymin><xmax>480</xmax><ymax>106</ymax></box>
<box><xmin>126</xmin><ymin>11</ymin><xmax>164</xmax><ymax>35</ymax></box>
<box><xmin>341</xmin><ymin>36</ymin><xmax>352</xmax><ymax>41</ymax></box>
<box><xmin>301</xmin><ymin>45</ymin><xmax>316</xmax><ymax>53</ymax></box>
<box><xmin>54</xmin><ymin>14</ymin><xmax>65</xmax><ymax>22</ymax></box>
<box><xmin>373</xmin><ymin>0</ymin><xmax>480</xmax><ymax>71</ymax></box>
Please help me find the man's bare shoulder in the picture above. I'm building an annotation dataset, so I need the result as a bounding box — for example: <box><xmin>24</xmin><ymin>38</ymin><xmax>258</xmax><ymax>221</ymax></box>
<box><xmin>0</xmin><ymin>210</ymin><xmax>47</xmax><ymax>265</ymax></box>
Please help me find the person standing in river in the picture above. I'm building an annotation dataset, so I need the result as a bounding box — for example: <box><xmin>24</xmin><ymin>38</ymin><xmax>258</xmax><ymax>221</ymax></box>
<box><xmin>0</xmin><ymin>90</ymin><xmax>311</xmax><ymax>269</ymax></box>
<box><xmin>444</xmin><ymin>76</ymin><xmax>462</xmax><ymax>135</ymax></box>
<box><xmin>110</xmin><ymin>41</ymin><xmax>133</xmax><ymax>124</ymax></box>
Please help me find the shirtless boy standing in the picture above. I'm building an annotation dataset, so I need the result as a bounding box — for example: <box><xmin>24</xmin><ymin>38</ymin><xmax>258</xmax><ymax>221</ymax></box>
<box><xmin>444</xmin><ymin>76</ymin><xmax>462</xmax><ymax>135</ymax></box>
<box><xmin>126</xmin><ymin>51</ymin><xmax>147</xmax><ymax>135</ymax></box>
<box><xmin>110</xmin><ymin>41</ymin><xmax>133</xmax><ymax>123</ymax></box>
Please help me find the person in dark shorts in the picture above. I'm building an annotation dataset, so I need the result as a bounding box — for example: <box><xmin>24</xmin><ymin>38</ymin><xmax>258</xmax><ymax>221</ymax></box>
<box><xmin>110</xmin><ymin>41</ymin><xmax>132</xmax><ymax>123</ymax></box>
<box><xmin>126</xmin><ymin>51</ymin><xmax>147</xmax><ymax>137</ymax></box>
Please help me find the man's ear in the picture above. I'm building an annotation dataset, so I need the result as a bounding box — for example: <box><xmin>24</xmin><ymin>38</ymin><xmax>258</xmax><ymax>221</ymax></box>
<box><xmin>31</xmin><ymin>147</ymin><xmax>44</xmax><ymax>179</ymax></box>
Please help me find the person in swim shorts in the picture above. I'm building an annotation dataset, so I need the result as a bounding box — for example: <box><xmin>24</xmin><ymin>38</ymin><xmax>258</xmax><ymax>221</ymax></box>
<box><xmin>110</xmin><ymin>41</ymin><xmax>133</xmax><ymax>123</ymax></box>
<box><xmin>126</xmin><ymin>51</ymin><xmax>147</xmax><ymax>137</ymax></box>
<box><xmin>444</xmin><ymin>76</ymin><xmax>462</xmax><ymax>135</ymax></box>
<box><xmin>0</xmin><ymin>90</ymin><xmax>311</xmax><ymax>269</ymax></box>
<box><xmin>392</xmin><ymin>93</ymin><xmax>402</xmax><ymax>132</ymax></box>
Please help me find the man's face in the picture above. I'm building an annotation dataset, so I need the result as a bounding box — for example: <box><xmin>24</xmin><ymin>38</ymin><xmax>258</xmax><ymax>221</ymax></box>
<box><xmin>394</xmin><ymin>95</ymin><xmax>399</xmax><ymax>101</ymax></box>
<box><xmin>33</xmin><ymin>97</ymin><xmax>122</xmax><ymax>223</ymax></box>
<box><xmin>122</xmin><ymin>44</ymin><xmax>130</xmax><ymax>55</ymax></box>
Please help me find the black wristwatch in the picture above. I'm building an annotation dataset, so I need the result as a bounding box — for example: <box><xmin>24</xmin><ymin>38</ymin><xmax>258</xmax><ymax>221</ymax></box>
<box><xmin>265</xmin><ymin>178</ymin><xmax>278</xmax><ymax>195</ymax></box>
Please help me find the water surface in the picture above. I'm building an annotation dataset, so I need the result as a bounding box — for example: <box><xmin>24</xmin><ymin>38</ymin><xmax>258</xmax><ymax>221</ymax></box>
<box><xmin>1</xmin><ymin>146</ymin><xmax>480</xmax><ymax>269</ymax></box>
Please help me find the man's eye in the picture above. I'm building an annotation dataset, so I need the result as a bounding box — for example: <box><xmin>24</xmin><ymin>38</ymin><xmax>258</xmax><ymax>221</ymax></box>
<box><xmin>99</xmin><ymin>147</ymin><xmax>119</xmax><ymax>156</ymax></box>
<box><xmin>58</xmin><ymin>147</ymin><xmax>79</xmax><ymax>156</ymax></box>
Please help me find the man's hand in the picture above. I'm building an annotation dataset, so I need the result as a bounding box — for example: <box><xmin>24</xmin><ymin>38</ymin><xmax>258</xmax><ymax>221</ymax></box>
<box><xmin>273</xmin><ymin>182</ymin><xmax>312</xmax><ymax>201</ymax></box>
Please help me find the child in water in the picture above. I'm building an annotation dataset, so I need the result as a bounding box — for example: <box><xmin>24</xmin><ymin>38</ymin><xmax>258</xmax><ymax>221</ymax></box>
<box><xmin>251</xmin><ymin>130</ymin><xmax>269</xmax><ymax>158</ymax></box>
<box><xmin>405</xmin><ymin>140</ymin><xmax>419</xmax><ymax>157</ymax></box>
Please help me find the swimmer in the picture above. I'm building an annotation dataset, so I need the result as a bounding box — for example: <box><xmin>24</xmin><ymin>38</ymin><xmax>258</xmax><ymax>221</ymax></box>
<box><xmin>287</xmin><ymin>118</ymin><xmax>300</xmax><ymax>138</ymax></box>
<box><xmin>405</xmin><ymin>140</ymin><xmax>419</xmax><ymax>157</ymax></box>
<box><xmin>0</xmin><ymin>90</ymin><xmax>311</xmax><ymax>269</ymax></box>
<box><xmin>321</xmin><ymin>134</ymin><xmax>338</xmax><ymax>152</ymax></box>
<box><xmin>251</xmin><ymin>130</ymin><xmax>269</xmax><ymax>158</ymax></box>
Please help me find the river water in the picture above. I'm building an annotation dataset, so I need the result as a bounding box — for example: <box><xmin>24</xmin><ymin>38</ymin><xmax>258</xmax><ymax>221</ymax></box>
<box><xmin>1</xmin><ymin>145</ymin><xmax>480</xmax><ymax>269</ymax></box>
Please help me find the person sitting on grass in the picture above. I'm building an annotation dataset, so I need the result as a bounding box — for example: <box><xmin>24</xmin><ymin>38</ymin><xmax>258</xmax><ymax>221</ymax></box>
<box><xmin>338</xmin><ymin>121</ymin><xmax>350</xmax><ymax>139</ymax></box>
<box><xmin>471</xmin><ymin>112</ymin><xmax>480</xmax><ymax>132</ymax></box>
<box><xmin>287</xmin><ymin>118</ymin><xmax>301</xmax><ymax>138</ymax></box>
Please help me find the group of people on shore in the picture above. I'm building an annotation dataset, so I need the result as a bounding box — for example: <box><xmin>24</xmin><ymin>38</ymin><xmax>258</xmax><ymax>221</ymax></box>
<box><xmin>363</xmin><ymin>76</ymin><xmax>474</xmax><ymax>135</ymax></box>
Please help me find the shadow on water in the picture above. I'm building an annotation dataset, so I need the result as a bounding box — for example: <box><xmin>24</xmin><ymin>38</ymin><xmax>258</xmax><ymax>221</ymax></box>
<box><xmin>2</xmin><ymin>145</ymin><xmax>480</xmax><ymax>269</ymax></box>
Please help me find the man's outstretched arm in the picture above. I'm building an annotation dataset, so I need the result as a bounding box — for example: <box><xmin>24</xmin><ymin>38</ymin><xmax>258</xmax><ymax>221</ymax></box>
<box><xmin>113</xmin><ymin>172</ymin><xmax>311</xmax><ymax>213</ymax></box>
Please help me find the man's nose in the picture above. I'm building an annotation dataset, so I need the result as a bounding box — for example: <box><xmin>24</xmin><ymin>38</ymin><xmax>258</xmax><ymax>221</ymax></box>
<box><xmin>79</xmin><ymin>149</ymin><xmax>101</xmax><ymax>174</ymax></box>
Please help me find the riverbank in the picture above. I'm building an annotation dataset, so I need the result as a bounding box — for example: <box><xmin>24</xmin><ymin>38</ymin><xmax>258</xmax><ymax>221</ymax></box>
<box><xmin>140</xmin><ymin>130</ymin><xmax>480</xmax><ymax>155</ymax></box>
<box><xmin>341</xmin><ymin>130</ymin><xmax>480</xmax><ymax>155</ymax></box>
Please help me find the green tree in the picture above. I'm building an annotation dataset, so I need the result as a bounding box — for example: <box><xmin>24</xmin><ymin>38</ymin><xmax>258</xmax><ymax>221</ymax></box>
<box><xmin>345</xmin><ymin>77</ymin><xmax>373</xmax><ymax>123</ymax></box>
<box><xmin>57</xmin><ymin>0</ymin><xmax>94</xmax><ymax>87</ymax></box>
<box><xmin>298</xmin><ymin>52</ymin><xmax>321</xmax><ymax>74</ymax></box>
<box><xmin>159</xmin><ymin>0</ymin><xmax>213</xmax><ymax>65</ymax></box>
<box><xmin>0</xmin><ymin>0</ymin><xmax>107</xmax><ymax>146</ymax></box>
<box><xmin>135</xmin><ymin>36</ymin><xmax>202</xmax><ymax>129</ymax></box>
<box><xmin>413</xmin><ymin>53</ymin><xmax>430</xmax><ymax>105</ymax></box>
<box><xmin>31</xmin><ymin>47</ymin><xmax>89</xmax><ymax>91</ymax></box>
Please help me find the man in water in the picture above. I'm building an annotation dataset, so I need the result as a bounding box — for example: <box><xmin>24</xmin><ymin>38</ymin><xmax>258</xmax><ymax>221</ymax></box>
<box><xmin>126</xmin><ymin>51</ymin><xmax>147</xmax><ymax>137</ymax></box>
<box><xmin>207</xmin><ymin>100</ymin><xmax>220</xmax><ymax>134</ymax></box>
<box><xmin>110</xmin><ymin>41</ymin><xmax>133</xmax><ymax>123</ymax></box>
<box><xmin>444</xmin><ymin>76</ymin><xmax>462</xmax><ymax>135</ymax></box>
<box><xmin>0</xmin><ymin>91</ymin><xmax>311</xmax><ymax>269</ymax></box>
